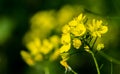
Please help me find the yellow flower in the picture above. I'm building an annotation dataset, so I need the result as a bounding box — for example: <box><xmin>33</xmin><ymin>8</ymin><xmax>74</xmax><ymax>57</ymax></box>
<box><xmin>84</xmin><ymin>45</ymin><xmax>90</xmax><ymax>52</ymax></box>
<box><xmin>71</xmin><ymin>23</ymin><xmax>86</xmax><ymax>36</ymax></box>
<box><xmin>49</xmin><ymin>49</ymin><xmax>60</xmax><ymax>61</ymax></box>
<box><xmin>57</xmin><ymin>5</ymin><xmax>80</xmax><ymax>25</ymax></box>
<box><xmin>20</xmin><ymin>50</ymin><xmax>35</xmax><ymax>66</ymax></box>
<box><xmin>62</xmin><ymin>25</ymin><xmax>71</xmax><ymax>34</ymax></box>
<box><xmin>73</xmin><ymin>38</ymin><xmax>82</xmax><ymax>49</ymax></box>
<box><xmin>26</xmin><ymin>37</ymin><xmax>41</xmax><ymax>55</ymax></box>
<box><xmin>60</xmin><ymin>43</ymin><xmax>71</xmax><ymax>53</ymax></box>
<box><xmin>68</xmin><ymin>19</ymin><xmax>78</xmax><ymax>27</ymax></box>
<box><xmin>99</xmin><ymin>26</ymin><xmax>108</xmax><ymax>34</ymax></box>
<box><xmin>61</xmin><ymin>33</ymin><xmax>71</xmax><ymax>45</ymax></box>
<box><xmin>77</xmin><ymin>13</ymin><xmax>86</xmax><ymax>22</ymax></box>
<box><xmin>39</xmin><ymin>39</ymin><xmax>53</xmax><ymax>54</ymax></box>
<box><xmin>30</xmin><ymin>10</ymin><xmax>56</xmax><ymax>30</ymax></box>
<box><xmin>60</xmin><ymin>53</ymin><xmax>71</xmax><ymax>71</ymax></box>
<box><xmin>60</xmin><ymin>60</ymin><xmax>69</xmax><ymax>70</ymax></box>
<box><xmin>34</xmin><ymin>54</ymin><xmax>43</xmax><ymax>61</ymax></box>
<box><xmin>87</xmin><ymin>19</ymin><xmax>108</xmax><ymax>37</ymax></box>
<box><xmin>96</xmin><ymin>43</ymin><xmax>104</xmax><ymax>51</ymax></box>
<box><xmin>30</xmin><ymin>10</ymin><xmax>57</xmax><ymax>39</ymax></box>
<box><xmin>50</xmin><ymin>35</ymin><xmax>60</xmax><ymax>47</ymax></box>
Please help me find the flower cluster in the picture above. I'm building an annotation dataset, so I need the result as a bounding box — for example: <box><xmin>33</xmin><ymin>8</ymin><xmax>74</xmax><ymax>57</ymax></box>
<box><xmin>59</xmin><ymin>13</ymin><xmax>108</xmax><ymax>73</ymax></box>
<box><xmin>20</xmin><ymin>5</ymin><xmax>85</xmax><ymax>74</ymax></box>
<box><xmin>21</xmin><ymin>35</ymin><xmax>60</xmax><ymax>66</ymax></box>
<box><xmin>60</xmin><ymin>14</ymin><xmax>86</xmax><ymax>53</ymax></box>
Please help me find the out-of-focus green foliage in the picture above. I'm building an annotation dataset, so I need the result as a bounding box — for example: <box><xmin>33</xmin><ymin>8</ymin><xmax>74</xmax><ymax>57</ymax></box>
<box><xmin>0</xmin><ymin>17</ymin><xmax>14</xmax><ymax>45</ymax></box>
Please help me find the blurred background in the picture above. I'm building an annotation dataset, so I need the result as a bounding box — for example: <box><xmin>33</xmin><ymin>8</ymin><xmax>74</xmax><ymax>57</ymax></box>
<box><xmin>0</xmin><ymin>0</ymin><xmax>120</xmax><ymax>74</ymax></box>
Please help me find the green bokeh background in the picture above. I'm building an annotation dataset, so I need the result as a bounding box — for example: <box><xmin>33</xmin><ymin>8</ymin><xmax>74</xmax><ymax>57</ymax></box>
<box><xmin>0</xmin><ymin>0</ymin><xmax>120</xmax><ymax>74</ymax></box>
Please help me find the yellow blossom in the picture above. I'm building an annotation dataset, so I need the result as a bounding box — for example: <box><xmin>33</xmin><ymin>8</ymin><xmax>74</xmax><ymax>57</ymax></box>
<box><xmin>73</xmin><ymin>38</ymin><xmax>82</xmax><ymax>49</ymax></box>
<box><xmin>87</xmin><ymin>19</ymin><xmax>108</xmax><ymax>37</ymax></box>
<box><xmin>99</xmin><ymin>26</ymin><xmax>108</xmax><ymax>34</ymax></box>
<box><xmin>60</xmin><ymin>53</ymin><xmax>72</xmax><ymax>71</ymax></box>
<box><xmin>77</xmin><ymin>13</ymin><xmax>86</xmax><ymax>22</ymax></box>
<box><xmin>20</xmin><ymin>50</ymin><xmax>35</xmax><ymax>66</ymax></box>
<box><xmin>57</xmin><ymin>5</ymin><xmax>78</xmax><ymax>25</ymax></box>
<box><xmin>60</xmin><ymin>43</ymin><xmax>71</xmax><ymax>53</ymax></box>
<box><xmin>62</xmin><ymin>25</ymin><xmax>71</xmax><ymax>33</ymax></box>
<box><xmin>68</xmin><ymin>19</ymin><xmax>78</xmax><ymax>27</ymax></box>
<box><xmin>84</xmin><ymin>45</ymin><xmax>90</xmax><ymax>52</ymax></box>
<box><xmin>30</xmin><ymin>10</ymin><xmax>56</xmax><ymax>39</ymax></box>
<box><xmin>50</xmin><ymin>35</ymin><xmax>60</xmax><ymax>47</ymax></box>
<box><xmin>71</xmin><ymin>24</ymin><xmax>86</xmax><ymax>36</ymax></box>
<box><xmin>30</xmin><ymin>10</ymin><xmax>56</xmax><ymax>30</ymax></box>
<box><xmin>26</xmin><ymin>37</ymin><xmax>41</xmax><ymax>55</ymax></box>
<box><xmin>60</xmin><ymin>60</ymin><xmax>69</xmax><ymax>70</ymax></box>
<box><xmin>49</xmin><ymin>49</ymin><xmax>60</xmax><ymax>61</ymax></box>
<box><xmin>96</xmin><ymin>43</ymin><xmax>104</xmax><ymax>51</ymax></box>
<box><xmin>39</xmin><ymin>39</ymin><xmax>53</xmax><ymax>54</ymax></box>
<box><xmin>61</xmin><ymin>33</ymin><xmax>71</xmax><ymax>45</ymax></box>
<box><xmin>34</xmin><ymin>54</ymin><xmax>43</xmax><ymax>61</ymax></box>
<box><xmin>84</xmin><ymin>45</ymin><xmax>89</xmax><ymax>49</ymax></box>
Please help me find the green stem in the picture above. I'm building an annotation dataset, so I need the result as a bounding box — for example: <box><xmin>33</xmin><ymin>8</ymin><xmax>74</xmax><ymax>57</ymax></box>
<box><xmin>88</xmin><ymin>36</ymin><xmax>93</xmax><ymax>44</ymax></box>
<box><xmin>44</xmin><ymin>67</ymin><xmax>50</xmax><ymax>74</ymax></box>
<box><xmin>71</xmin><ymin>69</ymin><xmax>78</xmax><ymax>74</ymax></box>
<box><xmin>111</xmin><ymin>60</ymin><xmax>113</xmax><ymax>74</ymax></box>
<box><xmin>99</xmin><ymin>51</ymin><xmax>120</xmax><ymax>64</ymax></box>
<box><xmin>86</xmin><ymin>49</ymin><xmax>100</xmax><ymax>74</ymax></box>
<box><xmin>65</xmin><ymin>66</ymin><xmax>78</xmax><ymax>74</ymax></box>
<box><xmin>91</xmin><ymin>37</ymin><xmax>98</xmax><ymax>49</ymax></box>
<box><xmin>100</xmin><ymin>64</ymin><xmax>104</xmax><ymax>70</ymax></box>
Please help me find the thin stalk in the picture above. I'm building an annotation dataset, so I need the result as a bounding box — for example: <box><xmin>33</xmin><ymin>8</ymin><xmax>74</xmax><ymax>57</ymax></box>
<box><xmin>91</xmin><ymin>37</ymin><xmax>98</xmax><ymax>49</ymax></box>
<box><xmin>65</xmin><ymin>67</ymin><xmax>77</xmax><ymax>74</ymax></box>
<box><xmin>44</xmin><ymin>67</ymin><xmax>50</xmax><ymax>74</ymax></box>
<box><xmin>110</xmin><ymin>60</ymin><xmax>113</xmax><ymax>74</ymax></box>
<box><xmin>100</xmin><ymin>64</ymin><xmax>104</xmax><ymax>70</ymax></box>
<box><xmin>89</xmin><ymin>37</ymin><xmax>92</xmax><ymax>44</ymax></box>
<box><xmin>86</xmin><ymin>49</ymin><xmax>100</xmax><ymax>74</ymax></box>
<box><xmin>71</xmin><ymin>69</ymin><xmax>77</xmax><ymax>74</ymax></box>
<box><xmin>99</xmin><ymin>51</ymin><xmax>120</xmax><ymax>64</ymax></box>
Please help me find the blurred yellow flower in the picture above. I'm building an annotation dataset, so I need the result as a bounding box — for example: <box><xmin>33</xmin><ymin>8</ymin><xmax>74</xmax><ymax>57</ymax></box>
<box><xmin>21</xmin><ymin>34</ymin><xmax>61</xmax><ymax>66</ymax></box>
<box><xmin>73</xmin><ymin>38</ymin><xmax>82</xmax><ymax>49</ymax></box>
<box><xmin>30</xmin><ymin>10</ymin><xmax>56</xmax><ymax>39</ymax></box>
<box><xmin>31</xmin><ymin>10</ymin><xmax>56</xmax><ymax>30</ymax></box>
<box><xmin>49</xmin><ymin>49</ymin><xmax>60</xmax><ymax>61</ymax></box>
<box><xmin>39</xmin><ymin>39</ymin><xmax>53</xmax><ymax>54</ymax></box>
<box><xmin>96</xmin><ymin>43</ymin><xmax>104</xmax><ymax>51</ymax></box>
<box><xmin>26</xmin><ymin>37</ymin><xmax>41</xmax><ymax>55</ymax></box>
<box><xmin>57</xmin><ymin>5</ymin><xmax>82</xmax><ymax>25</ymax></box>
<box><xmin>34</xmin><ymin>54</ymin><xmax>43</xmax><ymax>61</ymax></box>
<box><xmin>50</xmin><ymin>35</ymin><xmax>60</xmax><ymax>48</ymax></box>
<box><xmin>20</xmin><ymin>50</ymin><xmax>35</xmax><ymax>66</ymax></box>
